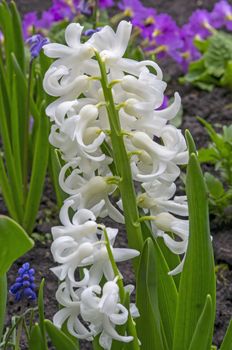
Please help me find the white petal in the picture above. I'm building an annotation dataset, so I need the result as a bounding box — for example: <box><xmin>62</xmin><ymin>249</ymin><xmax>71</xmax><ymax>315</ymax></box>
<box><xmin>65</xmin><ymin>23</ymin><xmax>83</xmax><ymax>48</ymax></box>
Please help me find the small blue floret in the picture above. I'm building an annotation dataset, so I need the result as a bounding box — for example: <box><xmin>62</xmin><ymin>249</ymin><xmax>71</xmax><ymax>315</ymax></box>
<box><xmin>9</xmin><ymin>262</ymin><xmax>36</xmax><ymax>302</ymax></box>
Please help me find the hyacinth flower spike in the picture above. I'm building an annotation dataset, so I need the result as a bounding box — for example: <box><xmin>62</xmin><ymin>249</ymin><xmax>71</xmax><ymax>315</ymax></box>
<box><xmin>43</xmin><ymin>20</ymin><xmax>189</xmax><ymax>348</ymax></box>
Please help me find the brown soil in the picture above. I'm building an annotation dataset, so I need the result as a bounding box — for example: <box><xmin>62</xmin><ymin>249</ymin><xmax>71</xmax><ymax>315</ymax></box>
<box><xmin>2</xmin><ymin>0</ymin><xmax>232</xmax><ymax>349</ymax></box>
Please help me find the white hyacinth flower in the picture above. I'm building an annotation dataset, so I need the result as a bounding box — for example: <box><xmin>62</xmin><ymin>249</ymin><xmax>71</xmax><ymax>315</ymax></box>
<box><xmin>43</xmin><ymin>18</ymin><xmax>190</xmax><ymax>348</ymax></box>
<box><xmin>80</xmin><ymin>281</ymin><xmax>133</xmax><ymax>349</ymax></box>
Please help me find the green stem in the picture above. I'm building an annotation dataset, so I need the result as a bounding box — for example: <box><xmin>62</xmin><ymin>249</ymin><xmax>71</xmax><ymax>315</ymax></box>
<box><xmin>0</xmin><ymin>274</ymin><xmax>7</xmax><ymax>341</ymax></box>
<box><xmin>103</xmin><ymin>228</ymin><xmax>140</xmax><ymax>350</ymax></box>
<box><xmin>95</xmin><ymin>52</ymin><xmax>143</xmax><ymax>269</ymax></box>
<box><xmin>103</xmin><ymin>228</ymin><xmax>125</xmax><ymax>300</ymax></box>
<box><xmin>15</xmin><ymin>318</ymin><xmax>23</xmax><ymax>350</ymax></box>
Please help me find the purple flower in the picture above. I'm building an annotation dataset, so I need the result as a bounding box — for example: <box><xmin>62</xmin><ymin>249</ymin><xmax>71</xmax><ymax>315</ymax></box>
<box><xmin>78</xmin><ymin>0</ymin><xmax>92</xmax><ymax>16</ymax></box>
<box><xmin>132</xmin><ymin>7</ymin><xmax>156</xmax><ymax>29</ymax></box>
<box><xmin>174</xmin><ymin>25</ymin><xmax>201</xmax><ymax>71</ymax></box>
<box><xmin>84</xmin><ymin>27</ymin><xmax>102</xmax><ymax>36</ymax></box>
<box><xmin>118</xmin><ymin>0</ymin><xmax>145</xmax><ymax>19</ymax></box>
<box><xmin>211</xmin><ymin>0</ymin><xmax>232</xmax><ymax>30</ymax></box>
<box><xmin>188</xmin><ymin>9</ymin><xmax>214</xmax><ymax>39</ymax></box>
<box><xmin>142</xmin><ymin>14</ymin><xmax>183</xmax><ymax>61</ymax></box>
<box><xmin>36</xmin><ymin>10</ymin><xmax>56</xmax><ymax>30</ymax></box>
<box><xmin>99</xmin><ymin>0</ymin><xmax>114</xmax><ymax>9</ymax></box>
<box><xmin>26</xmin><ymin>34</ymin><xmax>50</xmax><ymax>59</ymax></box>
<box><xmin>22</xmin><ymin>12</ymin><xmax>38</xmax><ymax>39</ymax></box>
<box><xmin>9</xmin><ymin>263</ymin><xmax>36</xmax><ymax>302</ymax></box>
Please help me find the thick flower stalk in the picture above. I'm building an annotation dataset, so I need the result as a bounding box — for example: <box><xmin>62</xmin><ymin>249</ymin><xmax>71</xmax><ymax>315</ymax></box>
<box><xmin>43</xmin><ymin>20</ymin><xmax>188</xmax><ymax>348</ymax></box>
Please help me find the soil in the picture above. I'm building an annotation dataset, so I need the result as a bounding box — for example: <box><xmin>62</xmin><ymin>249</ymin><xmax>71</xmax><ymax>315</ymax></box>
<box><xmin>2</xmin><ymin>0</ymin><xmax>232</xmax><ymax>349</ymax></box>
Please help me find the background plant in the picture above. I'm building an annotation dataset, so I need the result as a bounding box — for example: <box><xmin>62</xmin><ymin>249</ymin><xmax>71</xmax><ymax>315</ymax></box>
<box><xmin>22</xmin><ymin>0</ymin><xmax>232</xmax><ymax>91</ymax></box>
<box><xmin>0</xmin><ymin>1</ymin><xmax>50</xmax><ymax>234</ymax></box>
<box><xmin>198</xmin><ymin>118</ymin><xmax>232</xmax><ymax>222</ymax></box>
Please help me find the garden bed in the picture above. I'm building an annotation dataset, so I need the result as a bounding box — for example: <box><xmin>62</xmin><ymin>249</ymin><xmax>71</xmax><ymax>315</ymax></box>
<box><xmin>3</xmin><ymin>0</ymin><xmax>232</xmax><ymax>348</ymax></box>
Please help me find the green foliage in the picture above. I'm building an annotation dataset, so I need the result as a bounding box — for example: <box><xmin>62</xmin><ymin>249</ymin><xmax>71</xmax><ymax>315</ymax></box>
<box><xmin>44</xmin><ymin>320</ymin><xmax>78</xmax><ymax>350</ymax></box>
<box><xmin>220</xmin><ymin>320</ymin><xmax>232</xmax><ymax>350</ymax></box>
<box><xmin>182</xmin><ymin>31</ymin><xmax>232</xmax><ymax>91</ymax></box>
<box><xmin>0</xmin><ymin>1</ymin><xmax>50</xmax><ymax>234</ymax></box>
<box><xmin>136</xmin><ymin>238</ymin><xmax>165</xmax><ymax>350</ymax></box>
<box><xmin>198</xmin><ymin>118</ymin><xmax>232</xmax><ymax>221</ymax></box>
<box><xmin>173</xmin><ymin>152</ymin><xmax>215</xmax><ymax>350</ymax></box>
<box><xmin>0</xmin><ymin>215</ymin><xmax>33</xmax><ymax>347</ymax></box>
<box><xmin>0</xmin><ymin>216</ymin><xmax>34</xmax><ymax>276</ymax></box>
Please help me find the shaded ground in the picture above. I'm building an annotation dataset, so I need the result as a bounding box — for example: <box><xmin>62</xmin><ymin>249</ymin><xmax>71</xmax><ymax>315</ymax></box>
<box><xmin>2</xmin><ymin>0</ymin><xmax>232</xmax><ymax>349</ymax></box>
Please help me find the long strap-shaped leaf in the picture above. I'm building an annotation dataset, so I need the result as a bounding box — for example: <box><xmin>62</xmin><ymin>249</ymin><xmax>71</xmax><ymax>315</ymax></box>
<box><xmin>45</xmin><ymin>320</ymin><xmax>79</xmax><ymax>350</ymax></box>
<box><xmin>0</xmin><ymin>89</ymin><xmax>24</xmax><ymax>221</ymax></box>
<box><xmin>0</xmin><ymin>154</ymin><xmax>18</xmax><ymax>220</ymax></box>
<box><xmin>29</xmin><ymin>324</ymin><xmax>45</xmax><ymax>350</ymax></box>
<box><xmin>136</xmin><ymin>238</ymin><xmax>165</xmax><ymax>350</ymax></box>
<box><xmin>0</xmin><ymin>274</ymin><xmax>7</xmax><ymax>341</ymax></box>
<box><xmin>172</xmin><ymin>152</ymin><xmax>216</xmax><ymax>350</ymax></box>
<box><xmin>188</xmin><ymin>295</ymin><xmax>213</xmax><ymax>350</ymax></box>
<box><xmin>23</xmin><ymin>107</ymin><xmax>49</xmax><ymax>234</ymax></box>
<box><xmin>153</xmin><ymin>239</ymin><xmax>178</xmax><ymax>349</ymax></box>
<box><xmin>0</xmin><ymin>1</ymin><xmax>14</xmax><ymax>86</ymax></box>
<box><xmin>9</xmin><ymin>2</ymin><xmax>25</xmax><ymax>73</ymax></box>
<box><xmin>220</xmin><ymin>320</ymin><xmax>232</xmax><ymax>350</ymax></box>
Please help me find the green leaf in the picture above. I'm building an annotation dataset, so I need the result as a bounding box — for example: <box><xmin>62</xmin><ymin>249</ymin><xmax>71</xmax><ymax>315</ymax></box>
<box><xmin>173</xmin><ymin>154</ymin><xmax>216</xmax><ymax>350</ymax></box>
<box><xmin>48</xmin><ymin>148</ymin><xmax>67</xmax><ymax>209</ymax></box>
<box><xmin>153</xmin><ymin>239</ymin><xmax>178</xmax><ymax>349</ymax></box>
<box><xmin>194</xmin><ymin>37</ymin><xmax>209</xmax><ymax>53</ymax></box>
<box><xmin>44</xmin><ymin>320</ymin><xmax>78</xmax><ymax>350</ymax></box>
<box><xmin>221</xmin><ymin>60</ymin><xmax>232</xmax><ymax>89</ymax></box>
<box><xmin>204</xmin><ymin>31</ymin><xmax>232</xmax><ymax>78</ymax></box>
<box><xmin>23</xmin><ymin>106</ymin><xmax>49</xmax><ymax>234</ymax></box>
<box><xmin>38</xmin><ymin>279</ymin><xmax>48</xmax><ymax>350</ymax></box>
<box><xmin>185</xmin><ymin>129</ymin><xmax>197</xmax><ymax>155</ymax></box>
<box><xmin>29</xmin><ymin>324</ymin><xmax>44</xmax><ymax>350</ymax></box>
<box><xmin>0</xmin><ymin>1</ymin><xmax>14</xmax><ymax>84</ymax></box>
<box><xmin>9</xmin><ymin>1</ymin><xmax>25</xmax><ymax>73</ymax></box>
<box><xmin>197</xmin><ymin>117</ymin><xmax>223</xmax><ymax>149</ymax></box>
<box><xmin>136</xmin><ymin>238</ymin><xmax>165</xmax><ymax>350</ymax></box>
<box><xmin>0</xmin><ymin>88</ymin><xmax>24</xmax><ymax>222</ymax></box>
<box><xmin>0</xmin><ymin>274</ymin><xmax>7</xmax><ymax>341</ymax></box>
<box><xmin>0</xmin><ymin>216</ymin><xmax>34</xmax><ymax>276</ymax></box>
<box><xmin>188</xmin><ymin>295</ymin><xmax>213</xmax><ymax>350</ymax></box>
<box><xmin>205</xmin><ymin>173</ymin><xmax>224</xmax><ymax>199</ymax></box>
<box><xmin>198</xmin><ymin>148</ymin><xmax>218</xmax><ymax>164</ymax></box>
<box><xmin>220</xmin><ymin>320</ymin><xmax>232</xmax><ymax>350</ymax></box>
<box><xmin>0</xmin><ymin>154</ymin><xmax>18</xmax><ymax>221</ymax></box>
<box><xmin>92</xmin><ymin>335</ymin><xmax>104</xmax><ymax>350</ymax></box>
<box><xmin>223</xmin><ymin>125</ymin><xmax>232</xmax><ymax>142</ymax></box>
<box><xmin>157</xmin><ymin>237</ymin><xmax>180</xmax><ymax>289</ymax></box>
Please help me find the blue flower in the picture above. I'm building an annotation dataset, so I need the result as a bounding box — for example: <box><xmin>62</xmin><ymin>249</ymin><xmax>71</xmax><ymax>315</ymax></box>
<box><xmin>26</xmin><ymin>34</ymin><xmax>50</xmax><ymax>59</ymax></box>
<box><xmin>9</xmin><ymin>262</ymin><xmax>36</xmax><ymax>302</ymax></box>
<box><xmin>84</xmin><ymin>27</ymin><xmax>102</xmax><ymax>36</ymax></box>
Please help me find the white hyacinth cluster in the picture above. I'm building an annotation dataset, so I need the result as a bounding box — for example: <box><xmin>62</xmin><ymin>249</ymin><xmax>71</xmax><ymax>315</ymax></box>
<box><xmin>43</xmin><ymin>21</ymin><xmax>189</xmax><ymax>349</ymax></box>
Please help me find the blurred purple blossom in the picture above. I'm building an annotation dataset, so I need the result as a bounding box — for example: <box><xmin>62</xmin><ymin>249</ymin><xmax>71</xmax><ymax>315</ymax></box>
<box><xmin>99</xmin><ymin>0</ymin><xmax>114</xmax><ymax>9</ymax></box>
<box><xmin>84</xmin><ymin>27</ymin><xmax>102</xmax><ymax>36</ymax></box>
<box><xmin>188</xmin><ymin>9</ymin><xmax>214</xmax><ymax>39</ymax></box>
<box><xmin>78</xmin><ymin>0</ymin><xmax>92</xmax><ymax>16</ymax></box>
<box><xmin>22</xmin><ymin>12</ymin><xmax>38</xmax><ymax>38</ymax></box>
<box><xmin>26</xmin><ymin>34</ymin><xmax>50</xmax><ymax>59</ymax></box>
<box><xmin>22</xmin><ymin>0</ymin><xmax>232</xmax><ymax>71</ymax></box>
<box><xmin>118</xmin><ymin>0</ymin><xmax>145</xmax><ymax>19</ymax></box>
<box><xmin>211</xmin><ymin>0</ymin><xmax>232</xmax><ymax>30</ymax></box>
